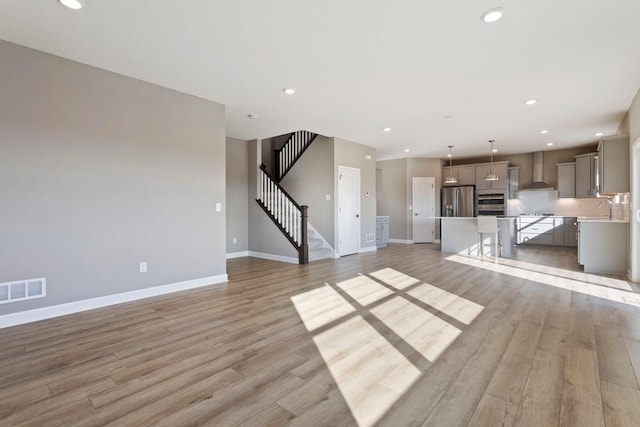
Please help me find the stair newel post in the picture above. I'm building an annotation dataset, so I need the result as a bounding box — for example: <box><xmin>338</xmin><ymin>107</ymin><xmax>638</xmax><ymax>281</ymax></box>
<box><xmin>300</xmin><ymin>205</ymin><xmax>309</xmax><ymax>265</ymax></box>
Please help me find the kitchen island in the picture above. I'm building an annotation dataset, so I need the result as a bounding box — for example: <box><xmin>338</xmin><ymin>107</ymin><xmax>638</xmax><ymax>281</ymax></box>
<box><xmin>439</xmin><ymin>217</ymin><xmax>517</xmax><ymax>258</ymax></box>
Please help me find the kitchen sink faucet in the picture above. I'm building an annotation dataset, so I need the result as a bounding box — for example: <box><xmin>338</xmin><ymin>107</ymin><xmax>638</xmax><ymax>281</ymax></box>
<box><xmin>598</xmin><ymin>198</ymin><xmax>613</xmax><ymax>219</ymax></box>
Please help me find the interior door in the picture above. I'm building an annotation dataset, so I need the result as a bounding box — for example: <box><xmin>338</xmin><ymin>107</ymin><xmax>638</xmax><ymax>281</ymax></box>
<box><xmin>412</xmin><ymin>177</ymin><xmax>435</xmax><ymax>243</ymax></box>
<box><xmin>338</xmin><ymin>166</ymin><xmax>361</xmax><ymax>256</ymax></box>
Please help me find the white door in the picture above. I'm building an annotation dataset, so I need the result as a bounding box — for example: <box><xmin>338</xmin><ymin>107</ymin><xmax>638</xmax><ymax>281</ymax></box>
<box><xmin>412</xmin><ymin>177</ymin><xmax>435</xmax><ymax>243</ymax></box>
<box><xmin>338</xmin><ymin>166</ymin><xmax>361</xmax><ymax>256</ymax></box>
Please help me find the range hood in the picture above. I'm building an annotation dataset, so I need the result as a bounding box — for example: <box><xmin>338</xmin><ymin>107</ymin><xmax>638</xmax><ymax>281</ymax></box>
<box><xmin>520</xmin><ymin>151</ymin><xmax>555</xmax><ymax>191</ymax></box>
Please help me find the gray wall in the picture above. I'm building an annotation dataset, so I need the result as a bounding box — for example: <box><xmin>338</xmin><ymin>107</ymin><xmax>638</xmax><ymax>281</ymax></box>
<box><xmin>0</xmin><ymin>40</ymin><xmax>226</xmax><ymax>315</ymax></box>
<box><xmin>376</xmin><ymin>159</ymin><xmax>409</xmax><ymax>240</ymax></box>
<box><xmin>376</xmin><ymin>158</ymin><xmax>443</xmax><ymax>241</ymax></box>
<box><xmin>333</xmin><ymin>137</ymin><xmax>377</xmax><ymax>252</ymax></box>
<box><xmin>226</xmin><ymin>137</ymin><xmax>249</xmax><ymax>253</ymax></box>
<box><xmin>247</xmin><ymin>140</ymin><xmax>299</xmax><ymax>259</ymax></box>
<box><xmin>279</xmin><ymin>136</ymin><xmax>335</xmax><ymax>246</ymax></box>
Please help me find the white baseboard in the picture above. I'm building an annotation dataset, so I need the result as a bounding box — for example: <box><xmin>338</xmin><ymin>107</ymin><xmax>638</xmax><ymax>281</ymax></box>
<box><xmin>0</xmin><ymin>274</ymin><xmax>228</xmax><ymax>329</ymax></box>
<box><xmin>388</xmin><ymin>239</ymin><xmax>414</xmax><ymax>244</ymax></box>
<box><xmin>226</xmin><ymin>251</ymin><xmax>249</xmax><ymax>259</ymax></box>
<box><xmin>248</xmin><ymin>251</ymin><xmax>299</xmax><ymax>264</ymax></box>
<box><xmin>434</xmin><ymin>239</ymin><xmax>441</xmax><ymax>243</ymax></box>
<box><xmin>359</xmin><ymin>246</ymin><xmax>377</xmax><ymax>254</ymax></box>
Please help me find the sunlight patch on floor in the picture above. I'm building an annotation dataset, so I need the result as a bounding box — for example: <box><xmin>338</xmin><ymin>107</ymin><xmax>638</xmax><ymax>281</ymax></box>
<box><xmin>408</xmin><ymin>283</ymin><xmax>485</xmax><ymax>325</ymax></box>
<box><xmin>446</xmin><ymin>254</ymin><xmax>640</xmax><ymax>308</ymax></box>
<box><xmin>291</xmin><ymin>268</ymin><xmax>486</xmax><ymax>426</ymax></box>
<box><xmin>493</xmin><ymin>255</ymin><xmax>633</xmax><ymax>291</ymax></box>
<box><xmin>290</xmin><ymin>285</ymin><xmax>355</xmax><ymax>332</ymax></box>
<box><xmin>336</xmin><ymin>274</ymin><xmax>394</xmax><ymax>306</ymax></box>
<box><xmin>369</xmin><ymin>268</ymin><xmax>419</xmax><ymax>290</ymax></box>
<box><xmin>370</xmin><ymin>296</ymin><xmax>462</xmax><ymax>362</ymax></box>
<box><xmin>312</xmin><ymin>316</ymin><xmax>422</xmax><ymax>427</ymax></box>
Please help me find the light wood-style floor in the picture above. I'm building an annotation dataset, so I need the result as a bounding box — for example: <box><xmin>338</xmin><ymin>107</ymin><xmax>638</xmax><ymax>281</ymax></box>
<box><xmin>1</xmin><ymin>244</ymin><xmax>640</xmax><ymax>426</ymax></box>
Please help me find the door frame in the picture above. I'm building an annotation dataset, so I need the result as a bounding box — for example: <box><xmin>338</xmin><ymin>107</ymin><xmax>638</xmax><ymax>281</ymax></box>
<box><xmin>412</xmin><ymin>177</ymin><xmax>436</xmax><ymax>243</ymax></box>
<box><xmin>631</xmin><ymin>137</ymin><xmax>639</xmax><ymax>282</ymax></box>
<box><xmin>337</xmin><ymin>165</ymin><xmax>361</xmax><ymax>256</ymax></box>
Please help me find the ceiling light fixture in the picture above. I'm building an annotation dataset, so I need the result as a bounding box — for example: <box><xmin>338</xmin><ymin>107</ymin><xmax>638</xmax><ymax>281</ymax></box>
<box><xmin>58</xmin><ymin>0</ymin><xmax>83</xmax><ymax>9</ymax></box>
<box><xmin>539</xmin><ymin>129</ymin><xmax>549</xmax><ymax>134</ymax></box>
<box><xmin>524</xmin><ymin>99</ymin><xmax>537</xmax><ymax>105</ymax></box>
<box><xmin>444</xmin><ymin>146</ymin><xmax>458</xmax><ymax>184</ymax></box>
<box><xmin>485</xmin><ymin>140</ymin><xmax>500</xmax><ymax>181</ymax></box>
<box><xmin>595</xmin><ymin>132</ymin><xmax>604</xmax><ymax>137</ymax></box>
<box><xmin>404</xmin><ymin>148</ymin><xmax>410</xmax><ymax>152</ymax></box>
<box><xmin>481</xmin><ymin>7</ymin><xmax>505</xmax><ymax>23</ymax></box>
<box><xmin>383</xmin><ymin>127</ymin><xmax>392</xmax><ymax>132</ymax></box>
<box><xmin>282</xmin><ymin>87</ymin><xmax>296</xmax><ymax>95</ymax></box>
<box><xmin>546</xmin><ymin>142</ymin><xmax>554</xmax><ymax>146</ymax></box>
<box><xmin>247</xmin><ymin>114</ymin><xmax>259</xmax><ymax>119</ymax></box>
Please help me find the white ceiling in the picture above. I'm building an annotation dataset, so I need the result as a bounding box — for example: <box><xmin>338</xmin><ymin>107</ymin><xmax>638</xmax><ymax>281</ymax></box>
<box><xmin>1</xmin><ymin>0</ymin><xmax>639</xmax><ymax>160</ymax></box>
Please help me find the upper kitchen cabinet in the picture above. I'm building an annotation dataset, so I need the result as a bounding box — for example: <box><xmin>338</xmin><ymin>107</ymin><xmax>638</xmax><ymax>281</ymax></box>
<box><xmin>557</xmin><ymin>162</ymin><xmax>576</xmax><ymax>198</ymax></box>
<box><xmin>475</xmin><ymin>162</ymin><xmax>507</xmax><ymax>190</ymax></box>
<box><xmin>574</xmin><ymin>153</ymin><xmax>597</xmax><ymax>198</ymax></box>
<box><xmin>598</xmin><ymin>135</ymin><xmax>630</xmax><ymax>194</ymax></box>
<box><xmin>442</xmin><ymin>165</ymin><xmax>475</xmax><ymax>186</ymax></box>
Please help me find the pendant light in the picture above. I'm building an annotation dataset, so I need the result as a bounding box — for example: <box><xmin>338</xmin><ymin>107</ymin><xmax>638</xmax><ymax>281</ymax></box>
<box><xmin>444</xmin><ymin>146</ymin><xmax>458</xmax><ymax>184</ymax></box>
<box><xmin>484</xmin><ymin>140</ymin><xmax>500</xmax><ymax>181</ymax></box>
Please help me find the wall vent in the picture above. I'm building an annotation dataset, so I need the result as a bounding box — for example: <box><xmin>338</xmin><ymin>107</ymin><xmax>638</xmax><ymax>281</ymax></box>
<box><xmin>0</xmin><ymin>278</ymin><xmax>46</xmax><ymax>305</ymax></box>
<box><xmin>366</xmin><ymin>233</ymin><xmax>376</xmax><ymax>242</ymax></box>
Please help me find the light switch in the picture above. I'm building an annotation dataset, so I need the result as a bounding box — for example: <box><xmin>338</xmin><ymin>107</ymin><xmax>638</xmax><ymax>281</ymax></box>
<box><xmin>325</xmin><ymin>194</ymin><xmax>331</xmax><ymax>201</ymax></box>
<box><xmin>216</xmin><ymin>202</ymin><xmax>222</xmax><ymax>212</ymax></box>
<box><xmin>637</xmin><ymin>209</ymin><xmax>640</xmax><ymax>222</ymax></box>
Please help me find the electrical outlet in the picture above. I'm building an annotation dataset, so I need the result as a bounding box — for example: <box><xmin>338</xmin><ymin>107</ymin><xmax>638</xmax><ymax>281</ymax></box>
<box><xmin>140</xmin><ymin>262</ymin><xmax>147</xmax><ymax>273</ymax></box>
<box><xmin>232</xmin><ymin>237</ymin><xmax>237</xmax><ymax>244</ymax></box>
<box><xmin>215</xmin><ymin>202</ymin><xmax>222</xmax><ymax>212</ymax></box>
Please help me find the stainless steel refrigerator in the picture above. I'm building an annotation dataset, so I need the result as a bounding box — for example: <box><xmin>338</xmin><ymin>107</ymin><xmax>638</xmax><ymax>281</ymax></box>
<box><xmin>441</xmin><ymin>185</ymin><xmax>476</xmax><ymax>217</ymax></box>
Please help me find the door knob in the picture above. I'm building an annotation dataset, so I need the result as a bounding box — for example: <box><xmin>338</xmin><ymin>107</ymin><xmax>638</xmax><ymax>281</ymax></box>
<box><xmin>415</xmin><ymin>213</ymin><xmax>420</xmax><ymax>216</ymax></box>
<box><xmin>356</xmin><ymin>214</ymin><xmax>360</xmax><ymax>218</ymax></box>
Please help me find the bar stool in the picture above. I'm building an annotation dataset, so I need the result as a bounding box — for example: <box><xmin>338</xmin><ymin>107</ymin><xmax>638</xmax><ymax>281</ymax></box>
<box><xmin>477</xmin><ymin>216</ymin><xmax>502</xmax><ymax>257</ymax></box>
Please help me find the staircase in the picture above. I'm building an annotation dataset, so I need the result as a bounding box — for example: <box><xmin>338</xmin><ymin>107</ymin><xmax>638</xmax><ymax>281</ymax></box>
<box><xmin>256</xmin><ymin>130</ymin><xmax>334</xmax><ymax>264</ymax></box>
<box><xmin>275</xmin><ymin>130</ymin><xmax>318</xmax><ymax>182</ymax></box>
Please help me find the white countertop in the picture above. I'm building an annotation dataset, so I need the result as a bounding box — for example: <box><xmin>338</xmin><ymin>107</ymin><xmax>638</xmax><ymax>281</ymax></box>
<box><xmin>577</xmin><ymin>217</ymin><xmax>630</xmax><ymax>223</ymax></box>
<box><xmin>435</xmin><ymin>216</ymin><xmax>516</xmax><ymax>220</ymax></box>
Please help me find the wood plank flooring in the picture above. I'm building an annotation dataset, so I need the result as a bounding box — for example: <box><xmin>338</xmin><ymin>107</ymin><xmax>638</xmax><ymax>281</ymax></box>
<box><xmin>1</xmin><ymin>244</ymin><xmax>639</xmax><ymax>426</ymax></box>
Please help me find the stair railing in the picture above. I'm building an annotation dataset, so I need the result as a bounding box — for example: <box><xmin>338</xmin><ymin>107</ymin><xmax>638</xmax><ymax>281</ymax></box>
<box><xmin>275</xmin><ymin>131</ymin><xmax>318</xmax><ymax>181</ymax></box>
<box><xmin>257</xmin><ymin>164</ymin><xmax>308</xmax><ymax>264</ymax></box>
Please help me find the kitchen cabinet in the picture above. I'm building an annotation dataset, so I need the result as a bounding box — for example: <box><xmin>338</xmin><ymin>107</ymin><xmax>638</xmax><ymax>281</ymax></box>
<box><xmin>564</xmin><ymin>217</ymin><xmax>578</xmax><ymax>247</ymax></box>
<box><xmin>442</xmin><ymin>166</ymin><xmax>475</xmax><ymax>186</ymax></box>
<box><xmin>598</xmin><ymin>135</ymin><xmax>630</xmax><ymax>194</ymax></box>
<box><xmin>376</xmin><ymin>216</ymin><xmax>389</xmax><ymax>248</ymax></box>
<box><xmin>508</xmin><ymin>166</ymin><xmax>520</xmax><ymax>199</ymax></box>
<box><xmin>578</xmin><ymin>219</ymin><xmax>629</xmax><ymax>274</ymax></box>
<box><xmin>575</xmin><ymin>153</ymin><xmax>597</xmax><ymax>198</ymax></box>
<box><xmin>475</xmin><ymin>163</ymin><xmax>507</xmax><ymax>190</ymax></box>
<box><xmin>557</xmin><ymin>162</ymin><xmax>576</xmax><ymax>198</ymax></box>
<box><xmin>517</xmin><ymin>216</ymin><xmax>577</xmax><ymax>247</ymax></box>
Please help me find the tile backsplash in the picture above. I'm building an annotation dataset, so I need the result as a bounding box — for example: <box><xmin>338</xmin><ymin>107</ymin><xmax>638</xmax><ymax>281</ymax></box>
<box><xmin>507</xmin><ymin>191</ymin><xmax>630</xmax><ymax>219</ymax></box>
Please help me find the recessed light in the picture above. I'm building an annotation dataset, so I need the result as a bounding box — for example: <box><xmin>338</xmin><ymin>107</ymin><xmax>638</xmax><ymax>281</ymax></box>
<box><xmin>282</xmin><ymin>87</ymin><xmax>296</xmax><ymax>95</ymax></box>
<box><xmin>595</xmin><ymin>132</ymin><xmax>604</xmax><ymax>137</ymax></box>
<box><xmin>539</xmin><ymin>129</ymin><xmax>549</xmax><ymax>134</ymax></box>
<box><xmin>383</xmin><ymin>127</ymin><xmax>392</xmax><ymax>132</ymax></box>
<box><xmin>492</xmin><ymin>148</ymin><xmax>499</xmax><ymax>153</ymax></box>
<box><xmin>447</xmin><ymin>153</ymin><xmax>452</xmax><ymax>158</ymax></box>
<box><xmin>481</xmin><ymin>7</ymin><xmax>505</xmax><ymax>23</ymax></box>
<box><xmin>546</xmin><ymin>142</ymin><xmax>554</xmax><ymax>146</ymax></box>
<box><xmin>524</xmin><ymin>99</ymin><xmax>537</xmax><ymax>105</ymax></box>
<box><xmin>247</xmin><ymin>114</ymin><xmax>259</xmax><ymax>120</ymax></box>
<box><xmin>404</xmin><ymin>148</ymin><xmax>410</xmax><ymax>153</ymax></box>
<box><xmin>58</xmin><ymin>0</ymin><xmax>83</xmax><ymax>9</ymax></box>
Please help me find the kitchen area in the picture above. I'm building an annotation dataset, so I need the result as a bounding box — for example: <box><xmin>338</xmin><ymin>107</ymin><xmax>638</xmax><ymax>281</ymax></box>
<box><xmin>439</xmin><ymin>135</ymin><xmax>631</xmax><ymax>276</ymax></box>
